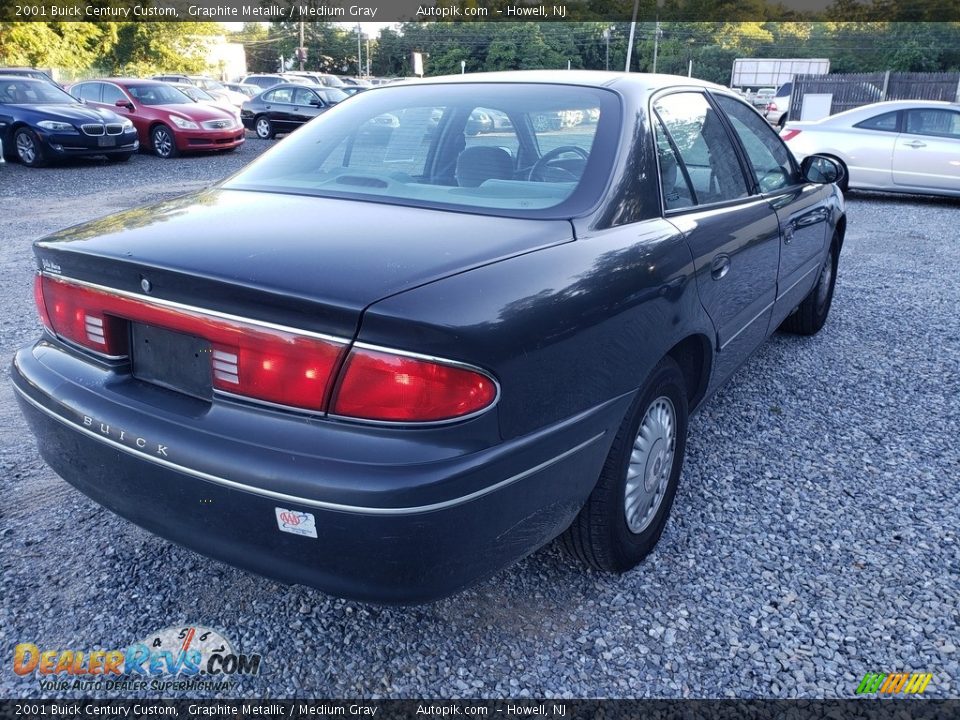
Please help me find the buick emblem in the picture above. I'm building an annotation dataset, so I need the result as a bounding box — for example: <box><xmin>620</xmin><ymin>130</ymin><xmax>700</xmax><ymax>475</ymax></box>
<box><xmin>140</xmin><ymin>278</ymin><xmax>152</xmax><ymax>293</ymax></box>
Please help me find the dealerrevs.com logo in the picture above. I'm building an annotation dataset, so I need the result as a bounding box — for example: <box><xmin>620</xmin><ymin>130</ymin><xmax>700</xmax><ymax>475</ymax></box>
<box><xmin>13</xmin><ymin>625</ymin><xmax>262</xmax><ymax>692</ymax></box>
<box><xmin>855</xmin><ymin>672</ymin><xmax>933</xmax><ymax>695</ymax></box>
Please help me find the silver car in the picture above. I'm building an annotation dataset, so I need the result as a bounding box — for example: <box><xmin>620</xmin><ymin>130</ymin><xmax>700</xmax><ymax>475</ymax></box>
<box><xmin>782</xmin><ymin>100</ymin><xmax>960</xmax><ymax>197</ymax></box>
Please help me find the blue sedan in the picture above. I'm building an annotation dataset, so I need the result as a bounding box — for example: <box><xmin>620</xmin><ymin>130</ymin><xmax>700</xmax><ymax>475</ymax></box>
<box><xmin>0</xmin><ymin>76</ymin><xmax>138</xmax><ymax>166</ymax></box>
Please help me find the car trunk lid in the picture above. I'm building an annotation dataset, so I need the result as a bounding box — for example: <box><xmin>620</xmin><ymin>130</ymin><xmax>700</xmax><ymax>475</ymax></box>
<box><xmin>34</xmin><ymin>187</ymin><xmax>574</xmax><ymax>340</ymax></box>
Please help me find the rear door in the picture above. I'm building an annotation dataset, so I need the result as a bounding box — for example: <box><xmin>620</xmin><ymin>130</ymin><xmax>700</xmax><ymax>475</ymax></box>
<box><xmin>713</xmin><ymin>93</ymin><xmax>832</xmax><ymax>327</ymax></box>
<box><xmin>261</xmin><ymin>88</ymin><xmax>294</xmax><ymax>131</ymax></box>
<box><xmin>654</xmin><ymin>91</ymin><xmax>781</xmax><ymax>385</ymax></box>
<box><xmin>892</xmin><ymin>107</ymin><xmax>960</xmax><ymax>192</ymax></box>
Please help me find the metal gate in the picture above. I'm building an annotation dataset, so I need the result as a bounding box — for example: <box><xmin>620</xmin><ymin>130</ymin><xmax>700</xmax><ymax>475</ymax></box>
<box><xmin>790</xmin><ymin>71</ymin><xmax>960</xmax><ymax>121</ymax></box>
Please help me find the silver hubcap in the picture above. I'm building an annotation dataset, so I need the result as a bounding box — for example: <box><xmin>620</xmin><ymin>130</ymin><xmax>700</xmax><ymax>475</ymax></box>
<box><xmin>154</xmin><ymin>129</ymin><xmax>172</xmax><ymax>156</ymax></box>
<box><xmin>16</xmin><ymin>133</ymin><xmax>36</xmax><ymax>163</ymax></box>
<box><xmin>256</xmin><ymin>119</ymin><xmax>270</xmax><ymax>137</ymax></box>
<box><xmin>816</xmin><ymin>252</ymin><xmax>834</xmax><ymax>310</ymax></box>
<box><xmin>624</xmin><ymin>396</ymin><xmax>676</xmax><ymax>534</ymax></box>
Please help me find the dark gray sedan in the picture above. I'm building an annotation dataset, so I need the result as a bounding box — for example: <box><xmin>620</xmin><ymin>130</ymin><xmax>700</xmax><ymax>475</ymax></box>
<box><xmin>12</xmin><ymin>71</ymin><xmax>845</xmax><ymax>602</ymax></box>
<box><xmin>240</xmin><ymin>83</ymin><xmax>348</xmax><ymax>139</ymax></box>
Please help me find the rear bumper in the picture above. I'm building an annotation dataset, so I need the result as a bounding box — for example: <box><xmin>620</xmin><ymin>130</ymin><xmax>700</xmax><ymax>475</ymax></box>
<box><xmin>12</xmin><ymin>340</ymin><xmax>623</xmax><ymax>603</ymax></box>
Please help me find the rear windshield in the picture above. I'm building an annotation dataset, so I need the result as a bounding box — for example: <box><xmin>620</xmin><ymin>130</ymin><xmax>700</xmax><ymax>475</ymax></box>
<box><xmin>223</xmin><ymin>82</ymin><xmax>621</xmax><ymax>218</ymax></box>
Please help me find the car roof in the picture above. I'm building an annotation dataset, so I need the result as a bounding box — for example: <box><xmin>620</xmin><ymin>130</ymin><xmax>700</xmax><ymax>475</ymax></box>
<box><xmin>392</xmin><ymin>70</ymin><xmax>725</xmax><ymax>94</ymax></box>
<box><xmin>80</xmin><ymin>78</ymin><xmax>167</xmax><ymax>86</ymax></box>
<box><xmin>786</xmin><ymin>99</ymin><xmax>960</xmax><ymax>128</ymax></box>
<box><xmin>0</xmin><ymin>74</ymin><xmax>46</xmax><ymax>82</ymax></box>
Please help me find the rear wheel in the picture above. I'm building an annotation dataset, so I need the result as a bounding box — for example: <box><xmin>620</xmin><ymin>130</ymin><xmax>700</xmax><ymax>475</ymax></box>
<box><xmin>562</xmin><ymin>357</ymin><xmax>688</xmax><ymax>572</ymax></box>
<box><xmin>15</xmin><ymin>127</ymin><xmax>46</xmax><ymax>167</ymax></box>
<box><xmin>150</xmin><ymin>125</ymin><xmax>178</xmax><ymax>159</ymax></box>
<box><xmin>255</xmin><ymin>116</ymin><xmax>275</xmax><ymax>139</ymax></box>
<box><xmin>781</xmin><ymin>237</ymin><xmax>839</xmax><ymax>336</ymax></box>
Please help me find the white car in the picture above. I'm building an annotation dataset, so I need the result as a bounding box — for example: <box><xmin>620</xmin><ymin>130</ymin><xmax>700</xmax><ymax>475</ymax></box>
<box><xmin>781</xmin><ymin>100</ymin><xmax>960</xmax><ymax>197</ymax></box>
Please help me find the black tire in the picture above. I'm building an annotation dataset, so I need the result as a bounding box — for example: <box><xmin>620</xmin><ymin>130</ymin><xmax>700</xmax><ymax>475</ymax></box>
<box><xmin>150</xmin><ymin>124</ymin><xmax>178</xmax><ymax>159</ymax></box>
<box><xmin>106</xmin><ymin>152</ymin><xmax>133</xmax><ymax>163</ymax></box>
<box><xmin>780</xmin><ymin>237</ymin><xmax>839</xmax><ymax>336</ymax></box>
<box><xmin>562</xmin><ymin>357</ymin><xmax>688</xmax><ymax>572</ymax></box>
<box><xmin>14</xmin><ymin>127</ymin><xmax>47</xmax><ymax>167</ymax></box>
<box><xmin>254</xmin><ymin>115</ymin><xmax>275</xmax><ymax>139</ymax></box>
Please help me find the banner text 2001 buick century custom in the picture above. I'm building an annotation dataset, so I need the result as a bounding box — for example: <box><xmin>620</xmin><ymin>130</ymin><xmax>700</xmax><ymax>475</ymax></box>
<box><xmin>12</xmin><ymin>72</ymin><xmax>846</xmax><ymax>603</ymax></box>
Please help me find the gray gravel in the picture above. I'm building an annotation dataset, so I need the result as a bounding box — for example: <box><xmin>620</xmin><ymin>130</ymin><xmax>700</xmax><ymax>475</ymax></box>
<box><xmin>1</xmin><ymin>145</ymin><xmax>958</xmax><ymax>699</ymax></box>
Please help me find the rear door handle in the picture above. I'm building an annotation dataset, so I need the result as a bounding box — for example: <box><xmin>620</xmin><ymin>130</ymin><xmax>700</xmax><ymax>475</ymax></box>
<box><xmin>711</xmin><ymin>254</ymin><xmax>730</xmax><ymax>281</ymax></box>
<box><xmin>904</xmin><ymin>140</ymin><xmax>926</xmax><ymax>148</ymax></box>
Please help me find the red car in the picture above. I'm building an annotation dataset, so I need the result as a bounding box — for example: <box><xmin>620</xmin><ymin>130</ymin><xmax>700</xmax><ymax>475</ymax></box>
<box><xmin>69</xmin><ymin>79</ymin><xmax>244</xmax><ymax>158</ymax></box>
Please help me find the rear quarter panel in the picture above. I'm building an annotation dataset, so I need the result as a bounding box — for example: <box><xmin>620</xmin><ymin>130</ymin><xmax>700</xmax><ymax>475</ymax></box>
<box><xmin>356</xmin><ymin>218</ymin><xmax>711</xmax><ymax>440</ymax></box>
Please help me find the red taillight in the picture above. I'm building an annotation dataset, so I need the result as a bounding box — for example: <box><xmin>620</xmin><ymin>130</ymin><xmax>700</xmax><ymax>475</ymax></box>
<box><xmin>38</xmin><ymin>274</ymin><xmax>126</xmax><ymax>354</ymax></box>
<box><xmin>330</xmin><ymin>347</ymin><xmax>497</xmax><ymax>422</ymax></box>
<box><xmin>35</xmin><ymin>275</ymin><xmax>498</xmax><ymax>421</ymax></box>
<box><xmin>36</xmin><ymin>275</ymin><xmax>344</xmax><ymax>411</ymax></box>
<box><xmin>780</xmin><ymin>129</ymin><xmax>801</xmax><ymax>142</ymax></box>
<box><xmin>766</xmin><ymin>102</ymin><xmax>778</xmax><ymax>112</ymax></box>
<box><xmin>210</xmin><ymin>335</ymin><xmax>342</xmax><ymax>411</ymax></box>
<box><xmin>33</xmin><ymin>274</ymin><xmax>52</xmax><ymax>331</ymax></box>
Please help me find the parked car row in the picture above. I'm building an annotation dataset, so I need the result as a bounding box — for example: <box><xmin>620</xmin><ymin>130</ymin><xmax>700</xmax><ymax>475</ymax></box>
<box><xmin>0</xmin><ymin>67</ymin><xmax>411</xmax><ymax>166</ymax></box>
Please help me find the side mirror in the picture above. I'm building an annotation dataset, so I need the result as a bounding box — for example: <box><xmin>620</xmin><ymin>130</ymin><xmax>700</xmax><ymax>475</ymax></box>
<box><xmin>115</xmin><ymin>99</ymin><xmax>134</xmax><ymax>111</ymax></box>
<box><xmin>308</xmin><ymin>98</ymin><xmax>322</xmax><ymax>107</ymax></box>
<box><xmin>801</xmin><ymin>154</ymin><xmax>842</xmax><ymax>185</ymax></box>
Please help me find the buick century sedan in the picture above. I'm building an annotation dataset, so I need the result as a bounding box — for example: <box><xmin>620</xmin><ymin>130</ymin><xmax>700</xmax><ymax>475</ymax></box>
<box><xmin>12</xmin><ymin>71</ymin><xmax>846</xmax><ymax>603</ymax></box>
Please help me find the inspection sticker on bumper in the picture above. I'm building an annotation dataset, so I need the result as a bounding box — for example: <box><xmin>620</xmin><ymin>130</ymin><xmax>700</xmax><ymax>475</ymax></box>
<box><xmin>275</xmin><ymin>508</ymin><xmax>318</xmax><ymax>538</ymax></box>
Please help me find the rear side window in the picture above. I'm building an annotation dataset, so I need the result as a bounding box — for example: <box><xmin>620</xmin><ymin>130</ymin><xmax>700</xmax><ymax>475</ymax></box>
<box><xmin>73</xmin><ymin>83</ymin><xmax>101</xmax><ymax>102</ymax></box>
<box><xmin>101</xmin><ymin>84</ymin><xmax>127</xmax><ymax>105</ymax></box>
<box><xmin>265</xmin><ymin>87</ymin><xmax>294</xmax><ymax>104</ymax></box>
<box><xmin>855</xmin><ymin>111</ymin><xmax>899</xmax><ymax>132</ymax></box>
<box><xmin>776</xmin><ymin>83</ymin><xmax>792</xmax><ymax>97</ymax></box>
<box><xmin>653</xmin><ymin>92</ymin><xmax>749</xmax><ymax>206</ymax></box>
<box><xmin>654</xmin><ymin>116</ymin><xmax>696</xmax><ymax>210</ymax></box>
<box><xmin>714</xmin><ymin>95</ymin><xmax>798</xmax><ymax>193</ymax></box>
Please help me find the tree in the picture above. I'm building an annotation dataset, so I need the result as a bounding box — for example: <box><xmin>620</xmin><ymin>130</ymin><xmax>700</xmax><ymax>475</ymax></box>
<box><xmin>105</xmin><ymin>22</ymin><xmax>223</xmax><ymax>75</ymax></box>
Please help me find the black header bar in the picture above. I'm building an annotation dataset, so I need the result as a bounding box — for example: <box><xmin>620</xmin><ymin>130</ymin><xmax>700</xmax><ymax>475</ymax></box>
<box><xmin>2</xmin><ymin>0</ymin><xmax>956</xmax><ymax>22</ymax></box>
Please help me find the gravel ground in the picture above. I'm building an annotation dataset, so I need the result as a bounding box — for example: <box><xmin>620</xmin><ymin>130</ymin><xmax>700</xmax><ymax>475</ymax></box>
<box><xmin>0</xmin><ymin>144</ymin><xmax>958</xmax><ymax>699</ymax></box>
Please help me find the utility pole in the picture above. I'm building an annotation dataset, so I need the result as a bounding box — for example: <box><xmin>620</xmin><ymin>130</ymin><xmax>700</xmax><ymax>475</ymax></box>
<box><xmin>603</xmin><ymin>27</ymin><xmax>610</xmax><ymax>72</ymax></box>
<box><xmin>356</xmin><ymin>23</ymin><xmax>362</xmax><ymax>79</ymax></box>
<box><xmin>625</xmin><ymin>0</ymin><xmax>639</xmax><ymax>72</ymax></box>
<box><xmin>366</xmin><ymin>34</ymin><xmax>371</xmax><ymax>77</ymax></box>
<box><xmin>652</xmin><ymin>20</ymin><xmax>662</xmax><ymax>74</ymax></box>
<box><xmin>298</xmin><ymin>21</ymin><xmax>305</xmax><ymax>71</ymax></box>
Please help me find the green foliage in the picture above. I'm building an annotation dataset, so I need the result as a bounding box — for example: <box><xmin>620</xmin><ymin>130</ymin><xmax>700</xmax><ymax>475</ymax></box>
<box><xmin>106</xmin><ymin>22</ymin><xmax>222</xmax><ymax>75</ymax></box>
<box><xmin>0</xmin><ymin>20</ymin><xmax>223</xmax><ymax>75</ymax></box>
<box><xmin>0</xmin><ymin>22</ymin><xmax>117</xmax><ymax>70</ymax></box>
